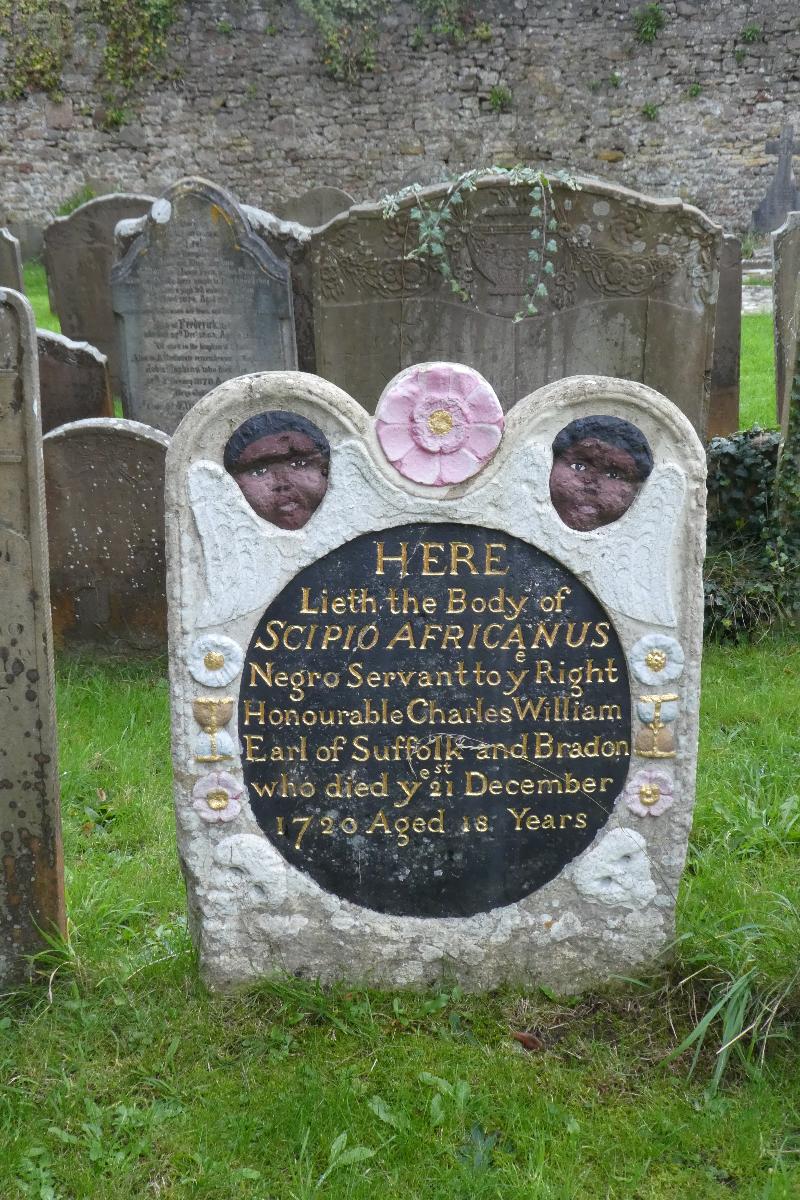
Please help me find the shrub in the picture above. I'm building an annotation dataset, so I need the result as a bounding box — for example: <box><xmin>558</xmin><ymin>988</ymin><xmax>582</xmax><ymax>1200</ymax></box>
<box><xmin>632</xmin><ymin>3</ymin><xmax>664</xmax><ymax>45</ymax></box>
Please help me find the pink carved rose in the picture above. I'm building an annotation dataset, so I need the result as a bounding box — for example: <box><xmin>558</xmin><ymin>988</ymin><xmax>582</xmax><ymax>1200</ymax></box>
<box><xmin>624</xmin><ymin>768</ymin><xmax>675</xmax><ymax>818</ymax></box>
<box><xmin>375</xmin><ymin>363</ymin><xmax>504</xmax><ymax>485</ymax></box>
<box><xmin>191</xmin><ymin>770</ymin><xmax>243</xmax><ymax>823</ymax></box>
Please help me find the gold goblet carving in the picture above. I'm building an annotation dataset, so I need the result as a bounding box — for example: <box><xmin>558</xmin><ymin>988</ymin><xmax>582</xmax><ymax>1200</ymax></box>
<box><xmin>192</xmin><ymin>697</ymin><xmax>235</xmax><ymax>763</ymax></box>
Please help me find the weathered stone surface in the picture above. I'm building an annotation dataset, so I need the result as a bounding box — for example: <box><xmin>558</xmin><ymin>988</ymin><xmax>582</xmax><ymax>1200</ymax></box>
<box><xmin>708</xmin><ymin>234</ymin><xmax>741</xmax><ymax>438</ymax></box>
<box><xmin>0</xmin><ymin>288</ymin><xmax>65</xmax><ymax>985</ymax></box>
<box><xmin>752</xmin><ymin>126</ymin><xmax>800</xmax><ymax>235</ymax></box>
<box><xmin>111</xmin><ymin>178</ymin><xmax>298</xmax><ymax>435</ymax></box>
<box><xmin>43</xmin><ymin>193</ymin><xmax>154</xmax><ymax>392</ymax></box>
<box><xmin>37</xmin><ymin>331</ymin><xmax>112</xmax><ymax>435</ymax></box>
<box><xmin>166</xmin><ymin>368</ymin><xmax>705</xmax><ymax>993</ymax></box>
<box><xmin>772</xmin><ymin>211</ymin><xmax>800</xmax><ymax>435</ymax></box>
<box><xmin>44</xmin><ymin>417</ymin><xmax>169</xmax><ymax>649</ymax></box>
<box><xmin>277</xmin><ymin>186</ymin><xmax>355</xmax><ymax>229</ymax></box>
<box><xmin>310</xmin><ymin>175</ymin><xmax>721</xmax><ymax>438</ymax></box>
<box><xmin>0</xmin><ymin>229</ymin><xmax>23</xmax><ymax>292</ymax></box>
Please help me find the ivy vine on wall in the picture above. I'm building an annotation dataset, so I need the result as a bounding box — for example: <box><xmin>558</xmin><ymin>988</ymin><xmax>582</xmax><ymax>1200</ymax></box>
<box><xmin>0</xmin><ymin>0</ymin><xmax>72</xmax><ymax>100</ymax></box>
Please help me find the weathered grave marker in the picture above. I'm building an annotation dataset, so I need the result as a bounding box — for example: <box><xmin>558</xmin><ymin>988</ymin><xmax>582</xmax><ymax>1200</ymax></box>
<box><xmin>0</xmin><ymin>229</ymin><xmax>23</xmax><ymax>293</ymax></box>
<box><xmin>708</xmin><ymin>235</ymin><xmax>741</xmax><ymax>438</ymax></box>
<box><xmin>772</xmin><ymin>211</ymin><xmax>800</xmax><ymax>433</ymax></box>
<box><xmin>43</xmin><ymin>193</ymin><xmax>154</xmax><ymax>392</ymax></box>
<box><xmin>112</xmin><ymin>178</ymin><xmax>297</xmax><ymax>436</ymax></box>
<box><xmin>37</xmin><ymin>331</ymin><xmax>112</xmax><ymax>434</ymax></box>
<box><xmin>0</xmin><ymin>289</ymin><xmax>64</xmax><ymax>984</ymax></box>
<box><xmin>44</xmin><ymin>418</ymin><xmax>169</xmax><ymax>649</ymax></box>
<box><xmin>278</xmin><ymin>186</ymin><xmax>355</xmax><ymax>228</ymax></box>
<box><xmin>752</xmin><ymin>126</ymin><xmax>800</xmax><ymax>235</ymax></box>
<box><xmin>167</xmin><ymin>364</ymin><xmax>706</xmax><ymax>992</ymax></box>
<box><xmin>310</xmin><ymin>175</ymin><xmax>721</xmax><ymax>438</ymax></box>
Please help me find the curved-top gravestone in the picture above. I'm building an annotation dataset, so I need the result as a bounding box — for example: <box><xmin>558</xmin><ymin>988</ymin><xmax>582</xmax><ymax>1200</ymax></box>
<box><xmin>43</xmin><ymin>193</ymin><xmax>154</xmax><ymax>392</ymax></box>
<box><xmin>44</xmin><ymin>417</ymin><xmax>169</xmax><ymax>649</ymax></box>
<box><xmin>166</xmin><ymin>365</ymin><xmax>706</xmax><ymax>993</ymax></box>
<box><xmin>310</xmin><ymin>174</ymin><xmax>722</xmax><ymax>438</ymax></box>
<box><xmin>112</xmin><ymin>178</ymin><xmax>297</xmax><ymax>435</ymax></box>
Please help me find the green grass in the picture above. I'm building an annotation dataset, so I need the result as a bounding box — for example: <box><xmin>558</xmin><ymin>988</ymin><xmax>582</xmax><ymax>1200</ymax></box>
<box><xmin>22</xmin><ymin>260</ymin><xmax>60</xmax><ymax>333</ymax></box>
<box><xmin>0</xmin><ymin>644</ymin><xmax>798</xmax><ymax>1199</ymax></box>
<box><xmin>740</xmin><ymin>314</ymin><xmax>776</xmax><ymax>430</ymax></box>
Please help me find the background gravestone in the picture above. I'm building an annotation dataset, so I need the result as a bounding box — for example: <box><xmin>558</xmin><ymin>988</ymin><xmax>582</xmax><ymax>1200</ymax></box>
<box><xmin>708</xmin><ymin>235</ymin><xmax>742</xmax><ymax>438</ymax></box>
<box><xmin>772</xmin><ymin>211</ymin><xmax>800</xmax><ymax>434</ymax></box>
<box><xmin>37</xmin><ymin>331</ymin><xmax>112</xmax><ymax>434</ymax></box>
<box><xmin>43</xmin><ymin>193</ymin><xmax>154</xmax><ymax>392</ymax></box>
<box><xmin>166</xmin><ymin>366</ymin><xmax>706</xmax><ymax>993</ymax></box>
<box><xmin>0</xmin><ymin>229</ymin><xmax>23</xmax><ymax>292</ymax></box>
<box><xmin>310</xmin><ymin>175</ymin><xmax>722</xmax><ymax>439</ymax></box>
<box><xmin>111</xmin><ymin>177</ymin><xmax>298</xmax><ymax>436</ymax></box>
<box><xmin>752</xmin><ymin>126</ymin><xmax>800</xmax><ymax>235</ymax></box>
<box><xmin>44</xmin><ymin>417</ymin><xmax>170</xmax><ymax>649</ymax></box>
<box><xmin>277</xmin><ymin>186</ymin><xmax>355</xmax><ymax>228</ymax></box>
<box><xmin>0</xmin><ymin>288</ymin><xmax>65</xmax><ymax>984</ymax></box>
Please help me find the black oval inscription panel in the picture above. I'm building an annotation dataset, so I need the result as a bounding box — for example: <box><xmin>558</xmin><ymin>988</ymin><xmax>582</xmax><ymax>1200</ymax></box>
<box><xmin>240</xmin><ymin>523</ymin><xmax>631</xmax><ymax>917</ymax></box>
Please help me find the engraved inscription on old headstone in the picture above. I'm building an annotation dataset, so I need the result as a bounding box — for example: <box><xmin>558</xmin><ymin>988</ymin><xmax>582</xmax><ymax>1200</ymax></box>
<box><xmin>311</xmin><ymin>175</ymin><xmax>721</xmax><ymax>437</ymax></box>
<box><xmin>167</xmin><ymin>365</ymin><xmax>706</xmax><ymax>993</ymax></box>
<box><xmin>0</xmin><ymin>289</ymin><xmax>64</xmax><ymax>984</ymax></box>
<box><xmin>43</xmin><ymin>193</ymin><xmax>154</xmax><ymax>392</ymax></box>
<box><xmin>112</xmin><ymin>178</ymin><xmax>297</xmax><ymax>435</ymax></box>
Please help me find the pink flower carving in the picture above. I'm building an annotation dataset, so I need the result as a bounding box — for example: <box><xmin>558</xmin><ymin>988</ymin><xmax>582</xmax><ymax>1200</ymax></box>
<box><xmin>375</xmin><ymin>363</ymin><xmax>504</xmax><ymax>485</ymax></box>
<box><xmin>624</xmin><ymin>768</ymin><xmax>675</xmax><ymax>818</ymax></box>
<box><xmin>191</xmin><ymin>770</ymin><xmax>243</xmax><ymax>823</ymax></box>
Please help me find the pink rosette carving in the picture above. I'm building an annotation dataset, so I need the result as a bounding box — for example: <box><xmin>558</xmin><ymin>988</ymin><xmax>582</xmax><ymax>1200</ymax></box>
<box><xmin>191</xmin><ymin>770</ymin><xmax>243</xmax><ymax>823</ymax></box>
<box><xmin>375</xmin><ymin>363</ymin><xmax>504</xmax><ymax>485</ymax></box>
<box><xmin>624</xmin><ymin>768</ymin><xmax>675</xmax><ymax>818</ymax></box>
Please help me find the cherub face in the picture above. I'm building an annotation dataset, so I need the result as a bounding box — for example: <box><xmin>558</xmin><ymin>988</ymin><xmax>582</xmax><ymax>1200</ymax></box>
<box><xmin>549</xmin><ymin>437</ymin><xmax>643</xmax><ymax>532</ymax></box>
<box><xmin>230</xmin><ymin>430</ymin><xmax>329</xmax><ymax>530</ymax></box>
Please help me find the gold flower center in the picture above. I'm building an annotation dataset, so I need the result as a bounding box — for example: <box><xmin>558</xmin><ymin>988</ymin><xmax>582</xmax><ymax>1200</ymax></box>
<box><xmin>204</xmin><ymin>651</ymin><xmax>225</xmax><ymax>671</ymax></box>
<box><xmin>639</xmin><ymin>783</ymin><xmax>661</xmax><ymax>807</ymax></box>
<box><xmin>427</xmin><ymin>409</ymin><xmax>454</xmax><ymax>436</ymax></box>
<box><xmin>645</xmin><ymin>648</ymin><xmax>667</xmax><ymax>672</ymax></box>
<box><xmin>206</xmin><ymin>788</ymin><xmax>229</xmax><ymax>811</ymax></box>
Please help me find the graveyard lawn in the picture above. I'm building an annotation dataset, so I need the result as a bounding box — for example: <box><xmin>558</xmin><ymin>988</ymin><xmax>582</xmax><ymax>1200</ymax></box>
<box><xmin>0</xmin><ymin>641</ymin><xmax>798</xmax><ymax>1200</ymax></box>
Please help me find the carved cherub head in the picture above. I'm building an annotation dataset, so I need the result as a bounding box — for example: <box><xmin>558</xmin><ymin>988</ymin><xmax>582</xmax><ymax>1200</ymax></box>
<box><xmin>224</xmin><ymin>411</ymin><xmax>330</xmax><ymax>530</ymax></box>
<box><xmin>549</xmin><ymin>415</ymin><xmax>654</xmax><ymax>532</ymax></box>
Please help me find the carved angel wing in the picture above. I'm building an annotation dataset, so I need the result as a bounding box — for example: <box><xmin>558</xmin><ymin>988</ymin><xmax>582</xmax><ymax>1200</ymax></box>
<box><xmin>586</xmin><ymin>465</ymin><xmax>685</xmax><ymax>626</ymax></box>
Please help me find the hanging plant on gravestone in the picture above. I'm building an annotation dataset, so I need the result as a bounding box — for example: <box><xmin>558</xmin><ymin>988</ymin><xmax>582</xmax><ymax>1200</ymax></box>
<box><xmin>380</xmin><ymin>166</ymin><xmax>580</xmax><ymax>321</ymax></box>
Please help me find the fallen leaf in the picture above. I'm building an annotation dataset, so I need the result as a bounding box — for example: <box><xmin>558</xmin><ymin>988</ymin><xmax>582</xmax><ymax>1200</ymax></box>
<box><xmin>511</xmin><ymin>1029</ymin><xmax>545</xmax><ymax>1052</ymax></box>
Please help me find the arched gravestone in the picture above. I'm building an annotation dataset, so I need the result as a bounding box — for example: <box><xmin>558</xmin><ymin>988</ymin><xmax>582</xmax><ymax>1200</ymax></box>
<box><xmin>166</xmin><ymin>366</ymin><xmax>706</xmax><ymax>992</ymax></box>
<box><xmin>111</xmin><ymin>178</ymin><xmax>298</xmax><ymax>435</ymax></box>
<box><xmin>43</xmin><ymin>193</ymin><xmax>154</xmax><ymax>393</ymax></box>
<box><xmin>0</xmin><ymin>289</ymin><xmax>65</xmax><ymax>984</ymax></box>
<box><xmin>44</xmin><ymin>418</ymin><xmax>169</xmax><ymax>649</ymax></box>
<box><xmin>309</xmin><ymin>175</ymin><xmax>722</xmax><ymax>439</ymax></box>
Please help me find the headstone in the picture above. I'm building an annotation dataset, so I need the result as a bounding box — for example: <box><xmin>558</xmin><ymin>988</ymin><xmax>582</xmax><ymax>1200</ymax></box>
<box><xmin>752</xmin><ymin>126</ymin><xmax>800</xmax><ymax>235</ymax></box>
<box><xmin>708</xmin><ymin>235</ymin><xmax>741</xmax><ymax>438</ymax></box>
<box><xmin>44</xmin><ymin>418</ymin><xmax>170</xmax><ymax>649</ymax></box>
<box><xmin>0</xmin><ymin>229</ymin><xmax>23</xmax><ymax>292</ymax></box>
<box><xmin>166</xmin><ymin>363</ymin><xmax>706</xmax><ymax>993</ymax></box>
<box><xmin>277</xmin><ymin>186</ymin><xmax>355</xmax><ymax>228</ymax></box>
<box><xmin>0</xmin><ymin>288</ymin><xmax>65</xmax><ymax>984</ymax></box>
<box><xmin>37</xmin><ymin>331</ymin><xmax>113</xmax><ymax>434</ymax></box>
<box><xmin>112</xmin><ymin>178</ymin><xmax>298</xmax><ymax>436</ymax></box>
<box><xmin>310</xmin><ymin>175</ymin><xmax>722</xmax><ymax>439</ymax></box>
<box><xmin>43</xmin><ymin>193</ymin><xmax>154</xmax><ymax>392</ymax></box>
<box><xmin>772</xmin><ymin>211</ymin><xmax>800</xmax><ymax>433</ymax></box>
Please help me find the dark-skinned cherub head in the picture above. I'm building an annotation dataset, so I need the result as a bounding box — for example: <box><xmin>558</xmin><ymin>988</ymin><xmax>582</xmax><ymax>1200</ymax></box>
<box><xmin>549</xmin><ymin>415</ymin><xmax>653</xmax><ymax>532</ymax></box>
<box><xmin>224</xmin><ymin>411</ymin><xmax>330</xmax><ymax>530</ymax></box>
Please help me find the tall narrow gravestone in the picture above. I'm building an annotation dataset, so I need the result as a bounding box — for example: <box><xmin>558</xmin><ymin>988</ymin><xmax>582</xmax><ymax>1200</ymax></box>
<box><xmin>112</xmin><ymin>178</ymin><xmax>297</xmax><ymax>436</ymax></box>
<box><xmin>310</xmin><ymin>175</ymin><xmax>721</xmax><ymax>438</ymax></box>
<box><xmin>0</xmin><ymin>289</ymin><xmax>65</xmax><ymax>984</ymax></box>
<box><xmin>0</xmin><ymin>230</ymin><xmax>24</xmax><ymax>293</ymax></box>
<box><xmin>708</xmin><ymin>235</ymin><xmax>742</xmax><ymax>438</ymax></box>
<box><xmin>772</xmin><ymin>212</ymin><xmax>800</xmax><ymax>433</ymax></box>
<box><xmin>167</xmin><ymin>364</ymin><xmax>706</xmax><ymax>992</ymax></box>
<box><xmin>43</xmin><ymin>193</ymin><xmax>154</xmax><ymax>392</ymax></box>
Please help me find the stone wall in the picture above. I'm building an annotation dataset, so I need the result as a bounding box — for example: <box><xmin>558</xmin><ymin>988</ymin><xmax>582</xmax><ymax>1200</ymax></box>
<box><xmin>2</xmin><ymin>0</ymin><xmax>799</xmax><ymax>243</ymax></box>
